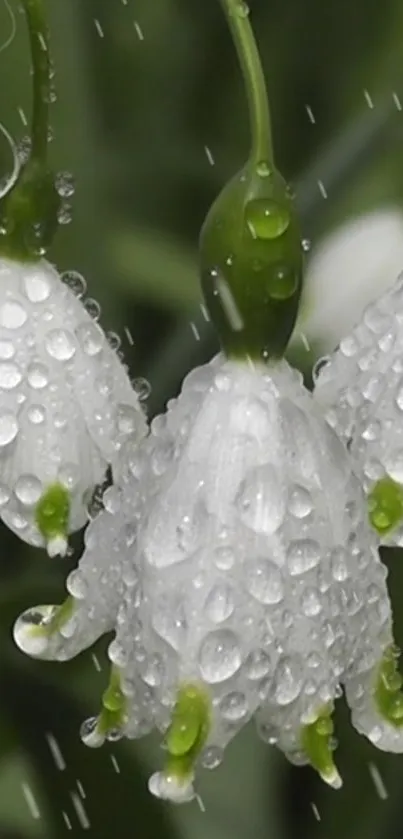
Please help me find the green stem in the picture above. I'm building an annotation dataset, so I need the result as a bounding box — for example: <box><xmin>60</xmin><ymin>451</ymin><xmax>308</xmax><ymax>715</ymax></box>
<box><xmin>219</xmin><ymin>0</ymin><xmax>273</xmax><ymax>165</ymax></box>
<box><xmin>22</xmin><ymin>0</ymin><xmax>52</xmax><ymax>165</ymax></box>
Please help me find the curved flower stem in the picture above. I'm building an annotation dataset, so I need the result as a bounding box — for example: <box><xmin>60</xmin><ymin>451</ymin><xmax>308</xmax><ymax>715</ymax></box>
<box><xmin>21</xmin><ymin>0</ymin><xmax>52</xmax><ymax>166</ymax></box>
<box><xmin>219</xmin><ymin>0</ymin><xmax>273</xmax><ymax>166</ymax></box>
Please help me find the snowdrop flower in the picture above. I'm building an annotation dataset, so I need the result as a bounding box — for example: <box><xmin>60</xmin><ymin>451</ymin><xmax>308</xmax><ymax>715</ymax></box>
<box><xmin>14</xmin><ymin>354</ymin><xmax>403</xmax><ymax>800</ymax></box>
<box><xmin>296</xmin><ymin>208</ymin><xmax>403</xmax><ymax>352</ymax></box>
<box><xmin>0</xmin><ymin>1</ymin><xmax>146</xmax><ymax>554</ymax></box>
<box><xmin>0</xmin><ymin>256</ymin><xmax>146</xmax><ymax>555</ymax></box>
<box><xmin>314</xmin><ymin>272</ymin><xmax>403</xmax><ymax>545</ymax></box>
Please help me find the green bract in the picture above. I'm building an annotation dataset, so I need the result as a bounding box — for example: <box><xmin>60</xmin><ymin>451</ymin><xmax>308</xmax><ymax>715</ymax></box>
<box><xmin>200</xmin><ymin>161</ymin><xmax>302</xmax><ymax>360</ymax></box>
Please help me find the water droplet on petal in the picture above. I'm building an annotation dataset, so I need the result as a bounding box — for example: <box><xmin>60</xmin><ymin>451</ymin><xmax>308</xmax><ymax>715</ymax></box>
<box><xmin>201</xmin><ymin>746</ymin><xmax>223</xmax><ymax>769</ymax></box>
<box><xmin>205</xmin><ymin>583</ymin><xmax>235</xmax><ymax>623</ymax></box>
<box><xmin>246</xmin><ymin>559</ymin><xmax>284</xmax><ymax>604</ymax></box>
<box><xmin>83</xmin><ymin>298</ymin><xmax>101</xmax><ymax>320</ymax></box>
<box><xmin>220</xmin><ymin>691</ymin><xmax>247</xmax><ymax>721</ymax></box>
<box><xmin>76</xmin><ymin>322</ymin><xmax>104</xmax><ymax>355</ymax></box>
<box><xmin>274</xmin><ymin>656</ymin><xmax>303</xmax><ymax>705</ymax></box>
<box><xmin>27</xmin><ymin>404</ymin><xmax>46</xmax><ymax>424</ymax></box>
<box><xmin>61</xmin><ymin>270</ymin><xmax>86</xmax><ymax>298</ymax></box>
<box><xmin>288</xmin><ymin>485</ymin><xmax>313</xmax><ymax>518</ymax></box>
<box><xmin>287</xmin><ymin>539</ymin><xmax>320</xmax><ymax>576</ymax></box>
<box><xmin>45</xmin><ymin>329</ymin><xmax>76</xmax><ymax>361</ymax></box>
<box><xmin>0</xmin><ymin>301</ymin><xmax>27</xmax><ymax>329</ymax></box>
<box><xmin>245</xmin><ymin>649</ymin><xmax>271</xmax><ymax>680</ymax></box>
<box><xmin>198</xmin><ymin>629</ymin><xmax>241</xmax><ymax>684</ymax></box>
<box><xmin>237</xmin><ymin>464</ymin><xmax>285</xmax><ymax>534</ymax></box>
<box><xmin>0</xmin><ymin>340</ymin><xmax>15</xmax><ymax>360</ymax></box>
<box><xmin>24</xmin><ymin>272</ymin><xmax>51</xmax><ymax>303</ymax></box>
<box><xmin>15</xmin><ymin>474</ymin><xmax>42</xmax><ymax>506</ymax></box>
<box><xmin>0</xmin><ymin>362</ymin><xmax>22</xmax><ymax>389</ymax></box>
<box><xmin>27</xmin><ymin>362</ymin><xmax>49</xmax><ymax>389</ymax></box>
<box><xmin>67</xmin><ymin>569</ymin><xmax>88</xmax><ymax>600</ymax></box>
<box><xmin>0</xmin><ymin>410</ymin><xmax>18</xmax><ymax>446</ymax></box>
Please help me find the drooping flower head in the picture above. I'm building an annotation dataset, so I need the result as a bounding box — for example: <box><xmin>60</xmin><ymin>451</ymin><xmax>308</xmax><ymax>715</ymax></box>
<box><xmin>314</xmin><ymin>273</ymin><xmax>403</xmax><ymax>545</ymax></box>
<box><xmin>0</xmin><ymin>0</ymin><xmax>146</xmax><ymax>554</ymax></box>
<box><xmin>15</xmin><ymin>354</ymin><xmax>403</xmax><ymax>801</ymax></box>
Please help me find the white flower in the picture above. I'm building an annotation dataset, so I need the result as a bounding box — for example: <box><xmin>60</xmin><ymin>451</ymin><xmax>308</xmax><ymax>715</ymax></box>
<box><xmin>14</xmin><ymin>354</ymin><xmax>403</xmax><ymax>801</ymax></box>
<box><xmin>314</xmin><ymin>272</ymin><xmax>403</xmax><ymax>544</ymax></box>
<box><xmin>0</xmin><ymin>256</ymin><xmax>146</xmax><ymax>554</ymax></box>
<box><xmin>295</xmin><ymin>208</ymin><xmax>403</xmax><ymax>352</ymax></box>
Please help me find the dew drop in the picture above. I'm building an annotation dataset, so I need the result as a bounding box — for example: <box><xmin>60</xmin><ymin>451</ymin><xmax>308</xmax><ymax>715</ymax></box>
<box><xmin>67</xmin><ymin>569</ymin><xmax>88</xmax><ymax>600</ymax></box>
<box><xmin>245</xmin><ymin>198</ymin><xmax>290</xmax><ymax>240</ymax></box>
<box><xmin>213</xmin><ymin>545</ymin><xmax>235</xmax><ymax>571</ymax></box>
<box><xmin>201</xmin><ymin>746</ymin><xmax>223</xmax><ymax>769</ymax></box>
<box><xmin>133</xmin><ymin>377</ymin><xmax>151</xmax><ymax>401</ymax></box>
<box><xmin>27</xmin><ymin>362</ymin><xmax>49</xmax><ymax>389</ymax></box>
<box><xmin>204</xmin><ymin>583</ymin><xmax>235</xmax><ymax>623</ymax></box>
<box><xmin>14</xmin><ymin>474</ymin><xmax>42</xmax><ymax>506</ymax></box>
<box><xmin>13</xmin><ymin>605</ymin><xmax>56</xmax><ymax>656</ymax></box>
<box><xmin>246</xmin><ymin>559</ymin><xmax>283</xmax><ymax>604</ymax></box>
<box><xmin>27</xmin><ymin>404</ymin><xmax>46</xmax><ymax>424</ymax></box>
<box><xmin>24</xmin><ymin>272</ymin><xmax>51</xmax><ymax>303</ymax></box>
<box><xmin>55</xmin><ymin>171</ymin><xmax>75</xmax><ymax>198</ymax></box>
<box><xmin>268</xmin><ymin>263</ymin><xmax>298</xmax><ymax>300</ymax></box>
<box><xmin>287</xmin><ymin>539</ymin><xmax>320</xmax><ymax>576</ymax></box>
<box><xmin>288</xmin><ymin>485</ymin><xmax>313</xmax><ymax>518</ymax></box>
<box><xmin>80</xmin><ymin>717</ymin><xmax>104</xmax><ymax>748</ymax></box>
<box><xmin>237</xmin><ymin>464</ymin><xmax>285</xmax><ymax>534</ymax></box>
<box><xmin>301</xmin><ymin>587</ymin><xmax>322</xmax><ymax>617</ymax></box>
<box><xmin>45</xmin><ymin>329</ymin><xmax>76</xmax><ymax>361</ymax></box>
<box><xmin>61</xmin><ymin>270</ymin><xmax>86</xmax><ymax>298</ymax></box>
<box><xmin>0</xmin><ymin>300</ymin><xmax>27</xmax><ymax>329</ymax></box>
<box><xmin>76</xmin><ymin>322</ymin><xmax>104</xmax><ymax>356</ymax></box>
<box><xmin>245</xmin><ymin>649</ymin><xmax>271</xmax><ymax>680</ymax></box>
<box><xmin>274</xmin><ymin>656</ymin><xmax>303</xmax><ymax>705</ymax></box>
<box><xmin>83</xmin><ymin>298</ymin><xmax>101</xmax><ymax>320</ymax></box>
<box><xmin>116</xmin><ymin>403</ymin><xmax>139</xmax><ymax>435</ymax></box>
<box><xmin>0</xmin><ymin>410</ymin><xmax>18</xmax><ymax>446</ymax></box>
<box><xmin>0</xmin><ymin>362</ymin><xmax>22</xmax><ymax>389</ymax></box>
<box><xmin>220</xmin><ymin>691</ymin><xmax>247</xmax><ymax>722</ymax></box>
<box><xmin>0</xmin><ymin>340</ymin><xmax>15</xmax><ymax>360</ymax></box>
<box><xmin>256</xmin><ymin>160</ymin><xmax>271</xmax><ymax>177</ymax></box>
<box><xmin>198</xmin><ymin>629</ymin><xmax>241</xmax><ymax>684</ymax></box>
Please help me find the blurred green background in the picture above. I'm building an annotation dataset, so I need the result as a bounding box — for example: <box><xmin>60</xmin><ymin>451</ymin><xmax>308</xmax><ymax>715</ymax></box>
<box><xmin>0</xmin><ymin>0</ymin><xmax>403</xmax><ymax>837</ymax></box>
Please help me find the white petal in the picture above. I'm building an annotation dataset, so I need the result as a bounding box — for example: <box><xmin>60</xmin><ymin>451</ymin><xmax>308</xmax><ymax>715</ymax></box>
<box><xmin>295</xmin><ymin>208</ymin><xmax>403</xmax><ymax>351</ymax></box>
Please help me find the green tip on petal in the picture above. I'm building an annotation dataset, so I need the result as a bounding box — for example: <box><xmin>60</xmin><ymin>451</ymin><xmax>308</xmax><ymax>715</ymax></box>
<box><xmin>161</xmin><ymin>683</ymin><xmax>211</xmax><ymax>784</ymax></box>
<box><xmin>96</xmin><ymin>667</ymin><xmax>127</xmax><ymax>739</ymax></box>
<box><xmin>375</xmin><ymin>646</ymin><xmax>403</xmax><ymax>726</ymax></box>
<box><xmin>35</xmin><ymin>482</ymin><xmax>71</xmax><ymax>556</ymax></box>
<box><xmin>199</xmin><ymin>162</ymin><xmax>303</xmax><ymax>361</ymax></box>
<box><xmin>301</xmin><ymin>705</ymin><xmax>342</xmax><ymax>789</ymax></box>
<box><xmin>368</xmin><ymin>477</ymin><xmax>403</xmax><ymax>536</ymax></box>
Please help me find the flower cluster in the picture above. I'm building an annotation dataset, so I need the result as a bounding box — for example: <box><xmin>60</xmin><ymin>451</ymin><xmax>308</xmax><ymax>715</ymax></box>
<box><xmin>8</xmin><ymin>0</ymin><xmax>403</xmax><ymax>812</ymax></box>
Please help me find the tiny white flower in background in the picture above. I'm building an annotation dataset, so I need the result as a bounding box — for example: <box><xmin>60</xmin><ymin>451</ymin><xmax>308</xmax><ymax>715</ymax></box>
<box><xmin>14</xmin><ymin>353</ymin><xmax>403</xmax><ymax>801</ymax></box>
<box><xmin>295</xmin><ymin>208</ymin><xmax>403</xmax><ymax>352</ymax></box>
<box><xmin>0</xmin><ymin>256</ymin><xmax>146</xmax><ymax>554</ymax></box>
<box><xmin>314</xmin><ymin>271</ymin><xmax>403</xmax><ymax>545</ymax></box>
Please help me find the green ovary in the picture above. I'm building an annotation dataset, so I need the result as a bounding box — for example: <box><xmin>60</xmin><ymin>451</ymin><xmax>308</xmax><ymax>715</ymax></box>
<box><xmin>35</xmin><ymin>482</ymin><xmax>71</xmax><ymax>541</ymax></box>
<box><xmin>368</xmin><ymin>477</ymin><xmax>403</xmax><ymax>535</ymax></box>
